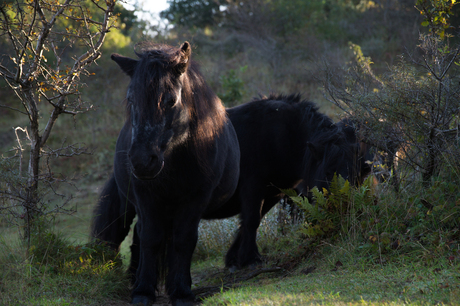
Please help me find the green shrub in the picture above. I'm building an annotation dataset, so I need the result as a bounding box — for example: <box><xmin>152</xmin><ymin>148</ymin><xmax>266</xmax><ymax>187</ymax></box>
<box><xmin>28</xmin><ymin>230</ymin><xmax>122</xmax><ymax>277</ymax></box>
<box><xmin>285</xmin><ymin>174</ymin><xmax>376</xmax><ymax>241</ymax></box>
<box><xmin>284</xmin><ymin>169</ymin><xmax>460</xmax><ymax>263</ymax></box>
<box><xmin>219</xmin><ymin>66</ymin><xmax>247</xmax><ymax>107</ymax></box>
<box><xmin>323</xmin><ymin>0</ymin><xmax>460</xmax><ymax>188</ymax></box>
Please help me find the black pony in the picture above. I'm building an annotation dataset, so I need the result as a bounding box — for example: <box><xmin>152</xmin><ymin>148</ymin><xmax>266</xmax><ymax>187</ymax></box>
<box><xmin>92</xmin><ymin>42</ymin><xmax>240</xmax><ymax>306</ymax></box>
<box><xmin>203</xmin><ymin>94</ymin><xmax>361</xmax><ymax>268</ymax></box>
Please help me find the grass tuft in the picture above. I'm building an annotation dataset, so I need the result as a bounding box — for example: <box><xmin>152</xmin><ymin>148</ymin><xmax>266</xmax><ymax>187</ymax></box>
<box><xmin>0</xmin><ymin>228</ymin><xmax>130</xmax><ymax>305</ymax></box>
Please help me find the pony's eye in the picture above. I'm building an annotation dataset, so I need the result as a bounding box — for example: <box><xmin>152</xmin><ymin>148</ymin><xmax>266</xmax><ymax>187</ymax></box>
<box><xmin>168</xmin><ymin>98</ymin><xmax>176</xmax><ymax>107</ymax></box>
<box><xmin>164</xmin><ymin>96</ymin><xmax>176</xmax><ymax>108</ymax></box>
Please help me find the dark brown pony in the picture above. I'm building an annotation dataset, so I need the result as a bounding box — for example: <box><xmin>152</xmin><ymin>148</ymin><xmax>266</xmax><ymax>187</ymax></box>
<box><xmin>91</xmin><ymin>42</ymin><xmax>240</xmax><ymax>306</ymax></box>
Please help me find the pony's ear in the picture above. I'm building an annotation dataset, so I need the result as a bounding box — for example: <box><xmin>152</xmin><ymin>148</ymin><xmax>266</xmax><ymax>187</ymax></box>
<box><xmin>307</xmin><ymin>142</ymin><xmax>323</xmax><ymax>160</ymax></box>
<box><xmin>175</xmin><ymin>41</ymin><xmax>191</xmax><ymax>75</ymax></box>
<box><xmin>111</xmin><ymin>54</ymin><xmax>137</xmax><ymax>77</ymax></box>
<box><xmin>336</xmin><ymin>121</ymin><xmax>358</xmax><ymax>143</ymax></box>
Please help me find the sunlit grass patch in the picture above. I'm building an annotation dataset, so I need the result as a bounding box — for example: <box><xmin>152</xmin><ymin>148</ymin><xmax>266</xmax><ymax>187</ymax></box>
<box><xmin>0</xmin><ymin>229</ymin><xmax>130</xmax><ymax>305</ymax></box>
<box><xmin>201</xmin><ymin>260</ymin><xmax>460</xmax><ymax>305</ymax></box>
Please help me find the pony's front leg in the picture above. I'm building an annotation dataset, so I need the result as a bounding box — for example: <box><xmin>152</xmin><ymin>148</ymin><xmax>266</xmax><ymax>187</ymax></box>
<box><xmin>131</xmin><ymin>215</ymin><xmax>164</xmax><ymax>306</ymax></box>
<box><xmin>129</xmin><ymin>223</ymin><xmax>140</xmax><ymax>284</ymax></box>
<box><xmin>166</xmin><ymin>212</ymin><xmax>201</xmax><ymax>306</ymax></box>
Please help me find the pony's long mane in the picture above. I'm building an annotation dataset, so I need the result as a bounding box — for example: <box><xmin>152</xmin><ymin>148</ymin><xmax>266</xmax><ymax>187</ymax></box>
<box><xmin>254</xmin><ymin>93</ymin><xmax>337</xmax><ymax>137</ymax></box>
<box><xmin>128</xmin><ymin>42</ymin><xmax>227</xmax><ymax>153</ymax></box>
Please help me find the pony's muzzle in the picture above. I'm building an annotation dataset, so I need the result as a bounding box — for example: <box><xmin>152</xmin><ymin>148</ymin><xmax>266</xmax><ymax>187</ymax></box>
<box><xmin>128</xmin><ymin>150</ymin><xmax>165</xmax><ymax>180</ymax></box>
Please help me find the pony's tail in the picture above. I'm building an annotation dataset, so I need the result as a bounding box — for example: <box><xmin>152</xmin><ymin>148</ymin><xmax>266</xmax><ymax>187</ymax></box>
<box><xmin>91</xmin><ymin>173</ymin><xmax>136</xmax><ymax>250</ymax></box>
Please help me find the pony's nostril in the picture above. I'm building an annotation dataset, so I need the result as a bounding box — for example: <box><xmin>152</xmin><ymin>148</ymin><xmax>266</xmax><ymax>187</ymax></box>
<box><xmin>149</xmin><ymin>154</ymin><xmax>159</xmax><ymax>165</ymax></box>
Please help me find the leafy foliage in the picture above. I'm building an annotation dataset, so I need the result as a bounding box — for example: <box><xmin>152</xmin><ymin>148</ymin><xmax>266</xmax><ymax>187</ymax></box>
<box><xmin>323</xmin><ymin>24</ymin><xmax>460</xmax><ymax>187</ymax></box>
<box><xmin>283</xmin><ymin>166</ymin><xmax>460</xmax><ymax>261</ymax></box>
<box><xmin>285</xmin><ymin>174</ymin><xmax>375</xmax><ymax>240</ymax></box>
<box><xmin>416</xmin><ymin>0</ymin><xmax>457</xmax><ymax>39</ymax></box>
<box><xmin>160</xmin><ymin>0</ymin><xmax>227</xmax><ymax>28</ymax></box>
<box><xmin>219</xmin><ymin>66</ymin><xmax>247</xmax><ymax>107</ymax></box>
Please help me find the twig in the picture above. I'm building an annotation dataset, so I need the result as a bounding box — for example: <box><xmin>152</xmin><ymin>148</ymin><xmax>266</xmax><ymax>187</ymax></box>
<box><xmin>192</xmin><ymin>267</ymin><xmax>282</xmax><ymax>298</ymax></box>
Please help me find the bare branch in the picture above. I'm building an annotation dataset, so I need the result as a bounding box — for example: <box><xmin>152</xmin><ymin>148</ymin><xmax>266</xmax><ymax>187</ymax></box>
<box><xmin>0</xmin><ymin>104</ymin><xmax>28</xmax><ymax>115</ymax></box>
<box><xmin>42</xmin><ymin>140</ymin><xmax>91</xmax><ymax>159</ymax></box>
<box><xmin>0</xmin><ymin>0</ymin><xmax>120</xmax><ymax>240</ymax></box>
<box><xmin>60</xmin><ymin>13</ymin><xmax>104</xmax><ymax>26</ymax></box>
<box><xmin>0</xmin><ymin>63</ymin><xmax>15</xmax><ymax>81</ymax></box>
<box><xmin>435</xmin><ymin>126</ymin><xmax>460</xmax><ymax>137</ymax></box>
<box><xmin>439</xmin><ymin>47</ymin><xmax>460</xmax><ymax>80</ymax></box>
<box><xmin>27</xmin><ymin>0</ymin><xmax>72</xmax><ymax>84</ymax></box>
<box><xmin>38</xmin><ymin>0</ymin><xmax>116</xmax><ymax>147</ymax></box>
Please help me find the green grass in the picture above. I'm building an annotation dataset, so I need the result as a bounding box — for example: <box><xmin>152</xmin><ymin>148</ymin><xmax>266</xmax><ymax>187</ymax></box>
<box><xmin>0</xmin><ymin>271</ymin><xmax>130</xmax><ymax>305</ymax></box>
<box><xmin>202</xmin><ymin>262</ymin><xmax>460</xmax><ymax>305</ymax></box>
<box><xmin>2</xmin><ymin>175</ymin><xmax>460</xmax><ymax>305</ymax></box>
<box><xmin>0</xmin><ymin>173</ymin><xmax>134</xmax><ymax>305</ymax></box>
<box><xmin>198</xmin><ymin>242</ymin><xmax>460</xmax><ymax>306</ymax></box>
<box><xmin>0</xmin><ymin>230</ymin><xmax>131</xmax><ymax>306</ymax></box>
<box><xmin>2</xmin><ymin>157</ymin><xmax>460</xmax><ymax>305</ymax></box>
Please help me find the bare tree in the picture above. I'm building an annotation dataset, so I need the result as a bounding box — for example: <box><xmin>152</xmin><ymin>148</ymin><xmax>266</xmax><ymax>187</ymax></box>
<box><xmin>0</xmin><ymin>0</ymin><xmax>117</xmax><ymax>243</ymax></box>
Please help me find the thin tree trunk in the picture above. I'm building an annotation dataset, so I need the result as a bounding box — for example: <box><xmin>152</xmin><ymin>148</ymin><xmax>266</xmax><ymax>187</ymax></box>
<box><xmin>422</xmin><ymin>128</ymin><xmax>437</xmax><ymax>187</ymax></box>
<box><xmin>23</xmin><ymin>88</ymin><xmax>41</xmax><ymax>245</ymax></box>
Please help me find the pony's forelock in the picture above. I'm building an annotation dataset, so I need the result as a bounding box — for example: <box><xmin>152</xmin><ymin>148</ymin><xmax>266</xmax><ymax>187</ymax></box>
<box><xmin>126</xmin><ymin>42</ymin><xmax>227</xmax><ymax>172</ymax></box>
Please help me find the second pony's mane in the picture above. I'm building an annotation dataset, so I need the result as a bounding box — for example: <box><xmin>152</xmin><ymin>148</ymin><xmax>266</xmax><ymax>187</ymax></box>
<box><xmin>254</xmin><ymin>93</ymin><xmax>352</xmax><ymax>168</ymax></box>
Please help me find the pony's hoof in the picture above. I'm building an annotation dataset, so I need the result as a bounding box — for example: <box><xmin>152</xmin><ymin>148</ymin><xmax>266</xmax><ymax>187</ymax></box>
<box><xmin>132</xmin><ymin>295</ymin><xmax>153</xmax><ymax>306</ymax></box>
<box><xmin>228</xmin><ymin>265</ymin><xmax>238</xmax><ymax>273</ymax></box>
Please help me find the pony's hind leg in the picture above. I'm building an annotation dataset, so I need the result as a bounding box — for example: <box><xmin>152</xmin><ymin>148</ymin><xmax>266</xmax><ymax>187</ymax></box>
<box><xmin>226</xmin><ymin>184</ymin><xmax>265</xmax><ymax>269</ymax></box>
<box><xmin>227</xmin><ymin>193</ymin><xmax>281</xmax><ymax>269</ymax></box>
<box><xmin>225</xmin><ymin>229</ymin><xmax>243</xmax><ymax>269</ymax></box>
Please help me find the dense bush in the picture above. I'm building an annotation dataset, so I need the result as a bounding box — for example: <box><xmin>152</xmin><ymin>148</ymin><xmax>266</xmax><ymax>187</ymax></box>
<box><xmin>321</xmin><ymin>0</ymin><xmax>460</xmax><ymax>188</ymax></box>
<box><xmin>281</xmin><ymin>0</ymin><xmax>460</xmax><ymax>262</ymax></box>
<box><xmin>283</xmin><ymin>170</ymin><xmax>460</xmax><ymax>264</ymax></box>
<box><xmin>285</xmin><ymin>174</ymin><xmax>376</xmax><ymax>240</ymax></box>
